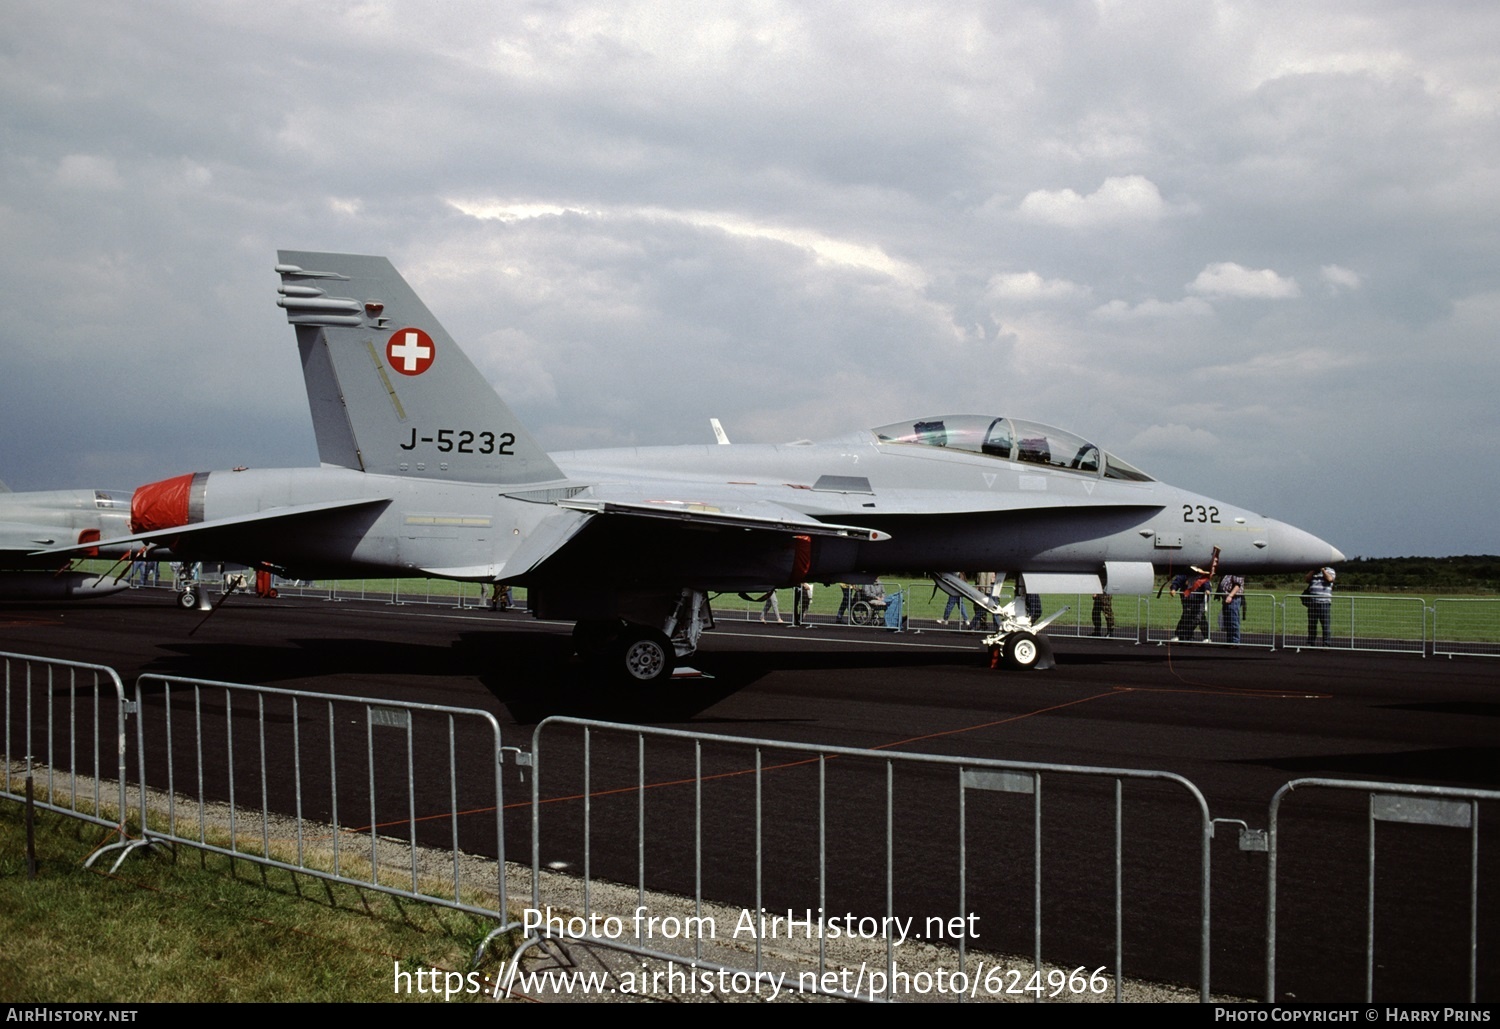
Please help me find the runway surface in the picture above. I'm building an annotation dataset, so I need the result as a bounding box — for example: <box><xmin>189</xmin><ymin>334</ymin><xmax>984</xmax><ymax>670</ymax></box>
<box><xmin>3</xmin><ymin>591</ymin><xmax>1495</xmax><ymax>1002</ymax></box>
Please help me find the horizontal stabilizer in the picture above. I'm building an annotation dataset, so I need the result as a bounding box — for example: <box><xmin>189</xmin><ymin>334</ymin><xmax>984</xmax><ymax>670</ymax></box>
<box><xmin>414</xmin><ymin>508</ymin><xmax>595</xmax><ymax>581</ymax></box>
<box><xmin>32</xmin><ymin>497</ymin><xmax>389</xmax><ymax>558</ymax></box>
<box><xmin>495</xmin><ymin>508</ymin><xmax>593</xmax><ymax>579</ymax></box>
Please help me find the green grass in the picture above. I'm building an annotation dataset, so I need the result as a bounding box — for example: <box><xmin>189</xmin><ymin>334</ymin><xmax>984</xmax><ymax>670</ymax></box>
<box><xmin>0</xmin><ymin>800</ymin><xmax>513</xmax><ymax>1003</ymax></box>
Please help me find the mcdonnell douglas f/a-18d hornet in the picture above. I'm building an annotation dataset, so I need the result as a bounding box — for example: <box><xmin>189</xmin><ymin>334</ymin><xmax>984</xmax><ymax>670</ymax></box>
<box><xmin>47</xmin><ymin>251</ymin><xmax>1342</xmax><ymax>680</ymax></box>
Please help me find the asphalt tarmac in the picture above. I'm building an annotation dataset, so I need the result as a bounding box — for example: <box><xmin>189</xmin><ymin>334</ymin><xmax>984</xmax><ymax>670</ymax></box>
<box><xmin>3</xmin><ymin>591</ymin><xmax>1495</xmax><ymax>1002</ymax></box>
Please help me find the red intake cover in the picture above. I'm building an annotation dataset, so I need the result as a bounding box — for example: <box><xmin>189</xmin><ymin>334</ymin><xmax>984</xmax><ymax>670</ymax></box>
<box><xmin>131</xmin><ymin>473</ymin><xmax>195</xmax><ymax>533</ymax></box>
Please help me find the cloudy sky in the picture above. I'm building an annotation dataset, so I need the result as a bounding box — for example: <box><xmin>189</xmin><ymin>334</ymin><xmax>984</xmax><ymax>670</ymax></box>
<box><xmin>3</xmin><ymin>0</ymin><xmax>1496</xmax><ymax>558</ymax></box>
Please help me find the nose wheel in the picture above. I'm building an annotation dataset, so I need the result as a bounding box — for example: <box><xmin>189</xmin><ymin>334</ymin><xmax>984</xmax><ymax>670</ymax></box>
<box><xmin>981</xmin><ymin>628</ymin><xmax>1053</xmax><ymax>670</ymax></box>
<box><xmin>1003</xmin><ymin>631</ymin><xmax>1040</xmax><ymax>669</ymax></box>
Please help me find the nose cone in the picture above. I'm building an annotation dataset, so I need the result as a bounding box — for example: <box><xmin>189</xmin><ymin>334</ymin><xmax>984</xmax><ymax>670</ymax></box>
<box><xmin>1263</xmin><ymin>518</ymin><xmax>1344</xmax><ymax>570</ymax></box>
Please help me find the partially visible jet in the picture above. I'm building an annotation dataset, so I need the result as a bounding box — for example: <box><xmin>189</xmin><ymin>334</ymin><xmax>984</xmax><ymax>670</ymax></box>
<box><xmin>43</xmin><ymin>251</ymin><xmax>1342</xmax><ymax>678</ymax></box>
<box><xmin>1</xmin><ymin>480</ymin><xmax>133</xmax><ymax>600</ymax></box>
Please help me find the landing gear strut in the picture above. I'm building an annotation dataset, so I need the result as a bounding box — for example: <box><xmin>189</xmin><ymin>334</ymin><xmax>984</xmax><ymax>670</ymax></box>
<box><xmin>930</xmin><ymin>572</ymin><xmax>1061</xmax><ymax>671</ymax></box>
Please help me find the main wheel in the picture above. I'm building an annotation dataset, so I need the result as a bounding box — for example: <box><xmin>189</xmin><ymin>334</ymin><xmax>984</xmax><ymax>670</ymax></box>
<box><xmin>178</xmin><ymin>588</ymin><xmax>199</xmax><ymax>610</ymax></box>
<box><xmin>1003</xmin><ymin>631</ymin><xmax>1040</xmax><ymax>670</ymax></box>
<box><xmin>619</xmin><ymin>627</ymin><xmax>675</xmax><ymax>685</ymax></box>
<box><xmin>851</xmin><ymin>599</ymin><xmax>874</xmax><ymax>625</ymax></box>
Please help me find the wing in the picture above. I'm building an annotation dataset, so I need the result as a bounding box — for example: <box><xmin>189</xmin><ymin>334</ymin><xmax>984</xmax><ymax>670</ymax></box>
<box><xmin>487</xmin><ymin>488</ymin><xmax>888</xmax><ymax>593</ymax></box>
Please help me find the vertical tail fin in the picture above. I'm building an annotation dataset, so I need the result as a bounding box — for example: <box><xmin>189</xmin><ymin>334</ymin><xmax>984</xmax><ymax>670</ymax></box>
<box><xmin>275</xmin><ymin>251</ymin><xmax>564</xmax><ymax>486</ymax></box>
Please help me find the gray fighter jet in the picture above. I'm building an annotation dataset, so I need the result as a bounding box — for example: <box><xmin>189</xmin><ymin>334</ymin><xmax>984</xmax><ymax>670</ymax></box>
<box><xmin>1</xmin><ymin>480</ymin><xmax>133</xmax><ymax>600</ymax></box>
<box><xmin>49</xmin><ymin>251</ymin><xmax>1342</xmax><ymax>678</ymax></box>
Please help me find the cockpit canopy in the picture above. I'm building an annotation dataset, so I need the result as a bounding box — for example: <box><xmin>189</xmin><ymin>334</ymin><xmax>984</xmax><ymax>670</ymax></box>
<box><xmin>872</xmin><ymin>415</ymin><xmax>1154</xmax><ymax>482</ymax></box>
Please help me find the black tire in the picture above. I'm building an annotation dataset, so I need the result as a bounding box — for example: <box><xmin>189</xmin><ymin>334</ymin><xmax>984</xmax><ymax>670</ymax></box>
<box><xmin>851</xmin><ymin>600</ymin><xmax>875</xmax><ymax>626</ymax></box>
<box><xmin>178</xmin><ymin>588</ymin><xmax>198</xmax><ymax>610</ymax></box>
<box><xmin>619</xmin><ymin>627</ymin><xmax>675</xmax><ymax>685</ymax></box>
<box><xmin>1003</xmin><ymin>631</ymin><xmax>1041</xmax><ymax>670</ymax></box>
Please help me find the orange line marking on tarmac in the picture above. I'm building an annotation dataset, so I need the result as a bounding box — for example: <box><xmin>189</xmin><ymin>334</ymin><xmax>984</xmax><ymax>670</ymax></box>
<box><xmin>1153</xmin><ymin>640</ymin><xmax>1333</xmax><ymax>699</ymax></box>
<box><xmin>359</xmin><ymin>672</ymin><xmax>1323</xmax><ymax>832</ymax></box>
<box><xmin>500</xmin><ymin>689</ymin><xmax>1134</xmax><ymax>815</ymax></box>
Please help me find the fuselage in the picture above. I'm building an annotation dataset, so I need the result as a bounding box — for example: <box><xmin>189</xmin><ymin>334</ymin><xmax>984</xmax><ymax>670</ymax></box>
<box><xmin>553</xmin><ymin>430</ymin><xmax>1341</xmax><ymax>577</ymax></box>
<box><xmin>152</xmin><ymin>426</ymin><xmax>1340</xmax><ymax>588</ymax></box>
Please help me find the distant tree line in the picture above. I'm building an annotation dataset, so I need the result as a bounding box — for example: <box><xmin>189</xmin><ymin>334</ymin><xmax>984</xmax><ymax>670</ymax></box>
<box><xmin>1223</xmin><ymin>556</ymin><xmax>1498</xmax><ymax>594</ymax></box>
<box><xmin>1321</xmin><ymin>555</ymin><xmax>1499</xmax><ymax>593</ymax></box>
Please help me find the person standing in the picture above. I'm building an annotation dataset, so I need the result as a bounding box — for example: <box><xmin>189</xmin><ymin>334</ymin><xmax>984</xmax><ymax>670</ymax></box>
<box><xmin>1173</xmin><ymin>566</ymin><xmax>1212</xmax><ymax>641</ymax></box>
<box><xmin>835</xmin><ymin>584</ymin><xmax>854</xmax><ymax>624</ymax></box>
<box><xmin>938</xmin><ymin>572</ymin><xmax>969</xmax><ymax>626</ymax></box>
<box><xmin>1167</xmin><ymin>572</ymin><xmax>1187</xmax><ymax>638</ymax></box>
<box><xmin>1017</xmin><ymin>575</ymin><xmax>1043</xmax><ymax>623</ymax></box>
<box><xmin>1218</xmin><ymin>571</ymin><xmax>1245</xmax><ymax>644</ymax></box>
<box><xmin>1091</xmin><ymin>592</ymin><xmax>1115</xmax><ymax>637</ymax></box>
<box><xmin>762</xmin><ymin>590</ymin><xmax>784</xmax><ymax>624</ymax></box>
<box><xmin>971</xmin><ymin>572</ymin><xmax>997</xmax><ymax>629</ymax></box>
<box><xmin>792</xmin><ymin>581</ymin><xmax>815</xmax><ymax>627</ymax></box>
<box><xmin>1193</xmin><ymin>567</ymin><xmax>1214</xmax><ymax>640</ymax></box>
<box><xmin>1304</xmin><ymin>566</ymin><xmax>1336</xmax><ymax>646</ymax></box>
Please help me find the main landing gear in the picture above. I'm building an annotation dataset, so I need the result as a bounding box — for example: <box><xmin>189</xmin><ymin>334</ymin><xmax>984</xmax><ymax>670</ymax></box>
<box><xmin>572</xmin><ymin>589</ymin><xmax>712</xmax><ymax>685</ymax></box>
<box><xmin>573</xmin><ymin>621</ymin><xmax>678</xmax><ymax>685</ymax></box>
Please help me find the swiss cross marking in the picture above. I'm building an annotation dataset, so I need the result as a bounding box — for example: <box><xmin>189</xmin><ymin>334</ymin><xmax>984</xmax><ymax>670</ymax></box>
<box><xmin>387</xmin><ymin>328</ymin><xmax>435</xmax><ymax>375</ymax></box>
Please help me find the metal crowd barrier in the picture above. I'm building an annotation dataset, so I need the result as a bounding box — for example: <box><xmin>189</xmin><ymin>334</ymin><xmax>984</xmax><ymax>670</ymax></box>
<box><xmin>1265</xmin><ymin>778</ymin><xmax>1500</xmax><ymax>1003</ymax></box>
<box><xmin>117</xmin><ymin>675</ymin><xmax>511</xmax><ymax>924</ymax></box>
<box><xmin>273</xmin><ymin>578</ymin><xmax>511</xmax><ymax>608</ymax></box>
<box><xmin>1432</xmin><ymin>598</ymin><xmax>1500</xmax><ymax>659</ymax></box>
<box><xmin>8</xmin><ymin>653</ymin><xmax>1500</xmax><ymax>1002</ymax></box>
<box><xmin>525</xmin><ymin>716</ymin><xmax>1214</xmax><ymax>1002</ymax></box>
<box><xmin>116</xmin><ymin>566</ymin><xmax>520</xmax><ymax>611</ymax></box>
<box><xmin>894</xmin><ymin>587</ymin><xmax>1493</xmax><ymax>659</ymax></box>
<box><xmin>1279</xmin><ymin>593</ymin><xmax>1427</xmax><ymax>655</ymax></box>
<box><xmin>1135</xmin><ymin>592</ymin><xmax>1278</xmax><ymax>649</ymax></box>
<box><xmin>708</xmin><ymin>584</ymin><xmax>913</xmax><ymax>629</ymax></box>
<box><xmin>1</xmin><ymin>651</ymin><xmax>132</xmax><ymax>864</ymax></box>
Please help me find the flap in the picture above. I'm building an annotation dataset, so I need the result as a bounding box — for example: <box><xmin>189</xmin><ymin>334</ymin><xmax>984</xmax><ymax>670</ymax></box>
<box><xmin>558</xmin><ymin>497</ymin><xmax>889</xmax><ymax>541</ymax></box>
